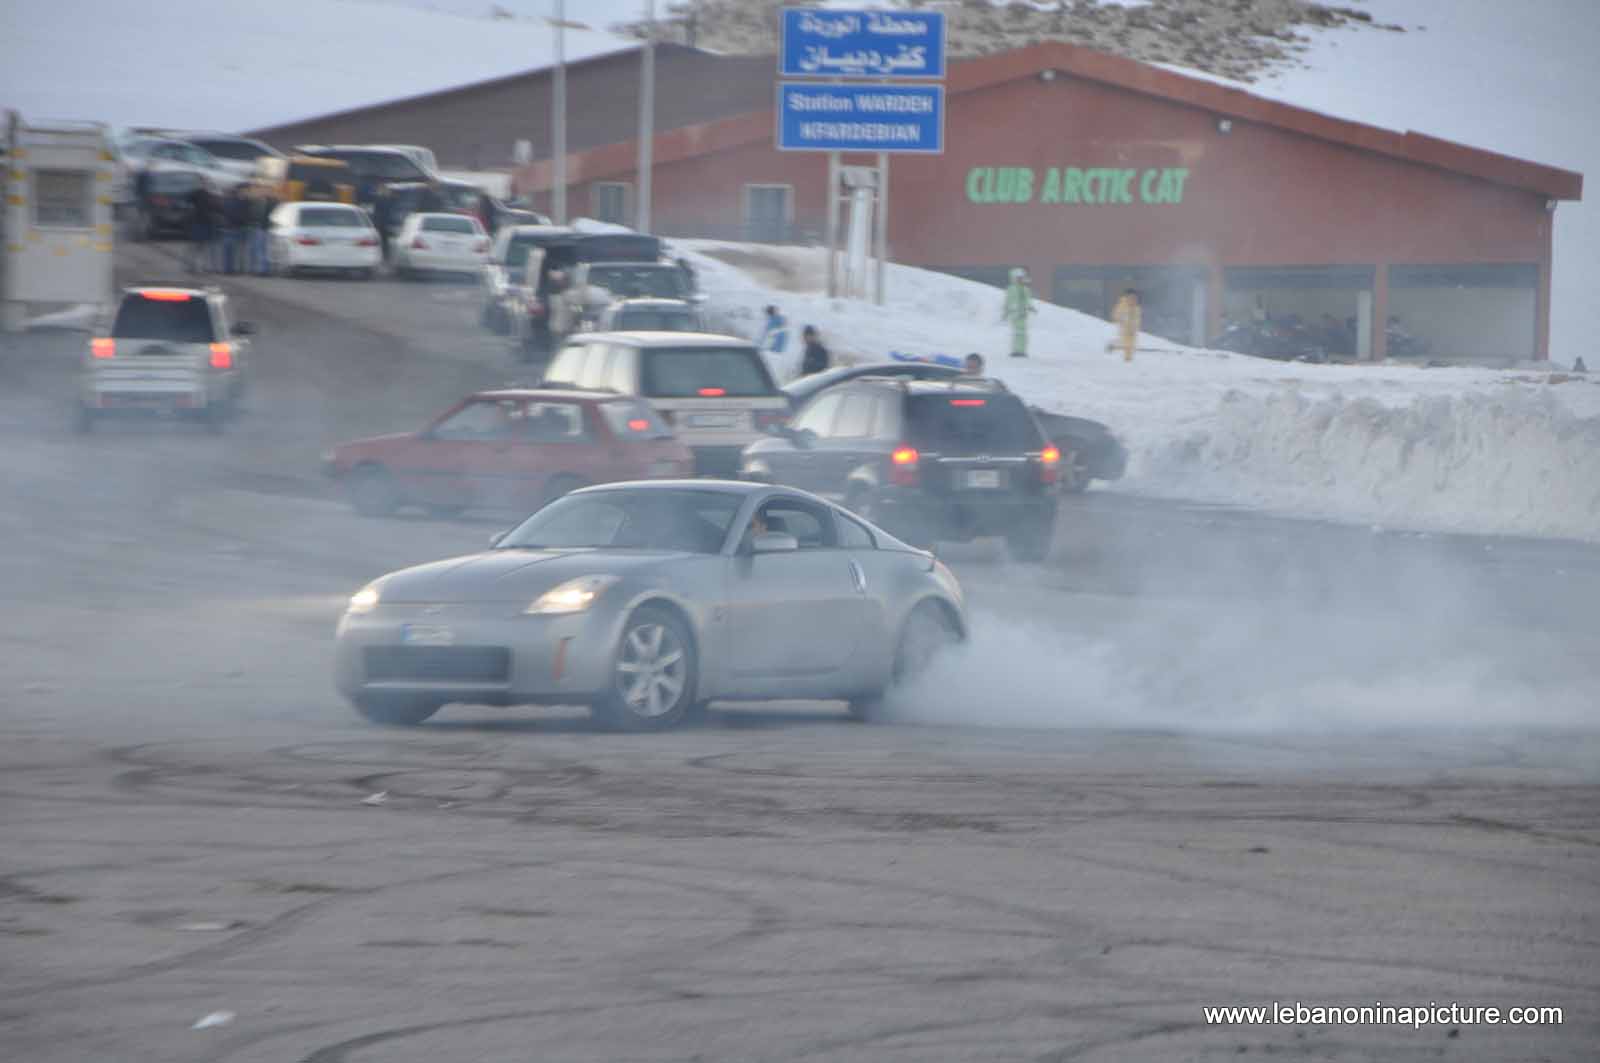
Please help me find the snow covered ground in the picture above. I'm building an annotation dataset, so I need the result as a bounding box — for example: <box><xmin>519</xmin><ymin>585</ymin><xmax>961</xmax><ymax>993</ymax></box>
<box><xmin>653</xmin><ymin>232</ymin><xmax>1600</xmax><ymax>544</ymax></box>
<box><xmin>0</xmin><ymin>0</ymin><xmax>632</xmax><ymax>133</ymax></box>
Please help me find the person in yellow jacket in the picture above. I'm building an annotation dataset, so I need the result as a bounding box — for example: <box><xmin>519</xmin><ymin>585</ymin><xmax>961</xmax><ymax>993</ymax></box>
<box><xmin>1109</xmin><ymin>288</ymin><xmax>1141</xmax><ymax>362</ymax></box>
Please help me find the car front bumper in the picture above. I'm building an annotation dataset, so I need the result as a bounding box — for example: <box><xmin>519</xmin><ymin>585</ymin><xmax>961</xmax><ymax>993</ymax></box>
<box><xmin>334</xmin><ymin>602</ymin><xmax>619</xmax><ymax>705</ymax></box>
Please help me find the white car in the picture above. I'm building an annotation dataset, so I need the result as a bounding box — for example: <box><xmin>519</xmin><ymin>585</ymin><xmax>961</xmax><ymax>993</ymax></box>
<box><xmin>176</xmin><ymin>133</ymin><xmax>285</xmax><ymax>184</ymax></box>
<box><xmin>392</xmin><ymin>213</ymin><xmax>490</xmax><ymax>278</ymax></box>
<box><xmin>268</xmin><ymin>202</ymin><xmax>382</xmax><ymax>279</ymax></box>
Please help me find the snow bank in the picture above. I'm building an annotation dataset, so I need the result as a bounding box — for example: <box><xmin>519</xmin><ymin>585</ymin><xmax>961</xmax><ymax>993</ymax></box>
<box><xmin>659</xmin><ymin>233</ymin><xmax>1600</xmax><ymax>544</ymax></box>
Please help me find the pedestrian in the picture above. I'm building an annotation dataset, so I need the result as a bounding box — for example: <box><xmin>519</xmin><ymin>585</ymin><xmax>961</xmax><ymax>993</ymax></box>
<box><xmin>187</xmin><ymin>179</ymin><xmax>214</xmax><ymax>274</ymax></box>
<box><xmin>799</xmin><ymin>325</ymin><xmax>831</xmax><ymax>377</ymax></box>
<box><xmin>477</xmin><ymin>191</ymin><xmax>496</xmax><ymax>235</ymax></box>
<box><xmin>1001</xmin><ymin>268</ymin><xmax>1036</xmax><ymax>358</ymax></box>
<box><xmin>758</xmin><ymin>304</ymin><xmax>789</xmax><ymax>356</ymax></box>
<box><xmin>962</xmin><ymin>352</ymin><xmax>985</xmax><ymax>376</ymax></box>
<box><xmin>372</xmin><ymin>186</ymin><xmax>395</xmax><ymax>262</ymax></box>
<box><xmin>253</xmin><ymin>183</ymin><xmax>278</xmax><ymax>276</ymax></box>
<box><xmin>1574</xmin><ymin>356</ymin><xmax>1588</xmax><ymax>374</ymax></box>
<box><xmin>676</xmin><ymin>256</ymin><xmax>697</xmax><ymax>293</ymax></box>
<box><xmin>1110</xmin><ymin>288</ymin><xmax>1141</xmax><ymax>362</ymax></box>
<box><xmin>222</xmin><ymin>183</ymin><xmax>250</xmax><ymax>275</ymax></box>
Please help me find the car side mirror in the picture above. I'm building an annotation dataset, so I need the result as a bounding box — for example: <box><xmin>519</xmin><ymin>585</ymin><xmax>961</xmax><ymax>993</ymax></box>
<box><xmin>489</xmin><ymin>530</ymin><xmax>508</xmax><ymax>547</ymax></box>
<box><xmin>751</xmin><ymin>532</ymin><xmax>798</xmax><ymax>554</ymax></box>
<box><xmin>232</xmin><ymin>321</ymin><xmax>256</xmax><ymax>336</ymax></box>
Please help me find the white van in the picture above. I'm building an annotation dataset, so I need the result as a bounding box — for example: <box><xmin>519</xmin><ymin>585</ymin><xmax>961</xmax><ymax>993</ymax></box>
<box><xmin>541</xmin><ymin>332</ymin><xmax>790</xmax><ymax>476</ymax></box>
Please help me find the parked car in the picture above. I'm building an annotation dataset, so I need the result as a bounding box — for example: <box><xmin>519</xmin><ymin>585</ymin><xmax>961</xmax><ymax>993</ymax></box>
<box><xmin>553</xmin><ymin>261</ymin><xmax>696</xmax><ymax>337</ymax></box>
<box><xmin>592</xmin><ymin>298</ymin><xmax>706</xmax><ymax>333</ymax></box>
<box><xmin>365</xmin><ymin>144</ymin><xmax>440</xmax><ymax>177</ymax></box>
<box><xmin>77</xmin><ymin>285</ymin><xmax>254</xmax><ymax>433</ymax></box>
<box><xmin>511</xmin><ymin>232</ymin><xmax>667</xmax><ymax>361</ymax></box>
<box><xmin>333</xmin><ymin>481</ymin><xmax>967</xmax><ymax>729</ymax></box>
<box><xmin>129</xmin><ymin>169</ymin><xmax>203</xmax><ymax>241</ymax></box>
<box><xmin>479</xmin><ymin>224</ymin><xmax>576</xmax><ymax>335</ymax></box>
<box><xmin>781</xmin><ymin>360</ymin><xmax>965</xmax><ymax>412</ymax></box>
<box><xmin>741</xmin><ymin>376</ymin><xmax>1061</xmax><ymax>561</ymax></box>
<box><xmin>115</xmin><ymin>134</ymin><xmax>240</xmax><ymax>196</ymax></box>
<box><xmin>173</xmin><ymin>133</ymin><xmax>285</xmax><ymax>183</ymax></box>
<box><xmin>268</xmin><ymin>202</ymin><xmax>382</xmax><ymax>278</ymax></box>
<box><xmin>256</xmin><ymin>154</ymin><xmax>357</xmax><ymax>205</ymax></box>
<box><xmin>294</xmin><ymin>145</ymin><xmax>432</xmax><ymax>204</ymax></box>
<box><xmin>391</xmin><ymin>213</ymin><xmax>490</xmax><ymax>278</ymax></box>
<box><xmin>1027</xmin><ymin>409</ymin><xmax>1128</xmax><ymax>493</ymax></box>
<box><xmin>540</xmin><ymin>332</ymin><xmax>790</xmax><ymax>476</ymax></box>
<box><xmin>323</xmin><ymin>389</ymin><xmax>694</xmax><ymax>518</ymax></box>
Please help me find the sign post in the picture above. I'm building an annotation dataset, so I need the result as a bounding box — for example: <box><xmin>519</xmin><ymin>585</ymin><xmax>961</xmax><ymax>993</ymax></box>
<box><xmin>778</xmin><ymin>8</ymin><xmax>946</xmax><ymax>306</ymax></box>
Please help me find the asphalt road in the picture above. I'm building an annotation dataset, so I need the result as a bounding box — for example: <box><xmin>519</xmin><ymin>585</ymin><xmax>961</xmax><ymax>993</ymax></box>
<box><xmin>2</xmin><ymin>245</ymin><xmax>1596</xmax><ymax>1061</ymax></box>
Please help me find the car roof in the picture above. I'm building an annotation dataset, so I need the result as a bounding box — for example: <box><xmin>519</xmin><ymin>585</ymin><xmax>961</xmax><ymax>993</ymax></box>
<box><xmin>610</xmin><ymin>298</ymin><xmax>693</xmax><ymax>309</ymax></box>
<box><xmin>504</xmin><ymin>224</ymin><xmax>576</xmax><ymax>237</ymax></box>
<box><xmin>298</xmin><ymin>145</ymin><xmax>415</xmax><ymax>156</ymax></box>
<box><xmin>574</xmin><ymin>331</ymin><xmax>753</xmax><ymax>348</ymax></box>
<box><xmin>899</xmin><ymin>377</ymin><xmax>1014</xmax><ymax>395</ymax></box>
<box><xmin>571</xmin><ymin>479</ymin><xmax>778</xmax><ymax>497</ymax></box>
<box><xmin>472</xmin><ymin>388</ymin><xmax>615</xmax><ymax>403</ymax></box>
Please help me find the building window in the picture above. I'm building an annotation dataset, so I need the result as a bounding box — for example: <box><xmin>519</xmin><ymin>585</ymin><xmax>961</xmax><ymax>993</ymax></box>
<box><xmin>33</xmin><ymin>169</ymin><xmax>93</xmax><ymax>228</ymax></box>
<box><xmin>592</xmin><ymin>182</ymin><xmax>630</xmax><ymax>225</ymax></box>
<box><xmin>744</xmin><ymin>184</ymin><xmax>792</xmax><ymax>243</ymax></box>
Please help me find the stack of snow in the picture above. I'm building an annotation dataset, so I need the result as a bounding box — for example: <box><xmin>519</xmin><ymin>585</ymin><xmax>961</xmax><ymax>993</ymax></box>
<box><xmin>642</xmin><ymin>229</ymin><xmax>1600</xmax><ymax>544</ymax></box>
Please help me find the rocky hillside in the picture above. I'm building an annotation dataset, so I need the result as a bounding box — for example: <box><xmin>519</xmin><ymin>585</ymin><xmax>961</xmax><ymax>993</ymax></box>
<box><xmin>614</xmin><ymin>0</ymin><xmax>1402</xmax><ymax>83</ymax></box>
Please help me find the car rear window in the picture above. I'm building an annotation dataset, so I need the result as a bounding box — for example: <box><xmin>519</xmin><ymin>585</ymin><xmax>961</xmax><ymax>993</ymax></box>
<box><xmin>422</xmin><ymin>216</ymin><xmax>477</xmax><ymax>234</ymax></box>
<box><xmin>640</xmin><ymin>346</ymin><xmax>777</xmax><ymax>398</ymax></box>
<box><xmin>599</xmin><ymin>399</ymin><xmax>674</xmax><ymax>440</ymax></box>
<box><xmin>585</xmin><ymin>266</ymin><xmax>686</xmax><ymax>299</ymax></box>
<box><xmin>112</xmin><ymin>294</ymin><xmax>214</xmax><ymax>343</ymax></box>
<box><xmin>904</xmin><ymin>393</ymin><xmax>1043</xmax><ymax>453</ymax></box>
<box><xmin>615</xmin><ymin>307</ymin><xmax>695</xmax><ymax>331</ymax></box>
<box><xmin>299</xmin><ymin>207</ymin><xmax>366</xmax><ymax>228</ymax></box>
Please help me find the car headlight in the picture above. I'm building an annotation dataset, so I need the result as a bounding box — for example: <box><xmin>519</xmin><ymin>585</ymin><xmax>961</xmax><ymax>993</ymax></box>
<box><xmin>347</xmin><ymin>584</ymin><xmax>380</xmax><ymax>614</ymax></box>
<box><xmin>526</xmin><ymin>575</ymin><xmax>619</xmax><ymax>615</ymax></box>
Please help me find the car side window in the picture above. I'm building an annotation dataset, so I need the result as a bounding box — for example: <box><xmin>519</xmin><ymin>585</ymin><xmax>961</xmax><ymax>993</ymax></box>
<box><xmin>836</xmin><ymin>511</ymin><xmax>876</xmax><ymax>549</ymax></box>
<box><xmin>544</xmin><ymin>344</ymin><xmax>588</xmax><ymax>386</ymax></box>
<box><xmin>756</xmin><ymin>499</ymin><xmax>836</xmax><ymax>550</ymax></box>
<box><xmin>791</xmin><ymin>392</ymin><xmax>843</xmax><ymax>436</ymax></box>
<box><xmin>606</xmin><ymin>346</ymin><xmax>637</xmax><ymax>393</ymax></box>
<box><xmin>832</xmin><ymin>392</ymin><xmax>875</xmax><ymax>439</ymax></box>
<box><xmin>432</xmin><ymin>400</ymin><xmax>517</xmax><ymax>440</ymax></box>
<box><xmin>576</xmin><ymin>344</ymin><xmax>614</xmax><ymax>391</ymax></box>
<box><xmin>873</xmin><ymin>394</ymin><xmax>903</xmax><ymax>439</ymax></box>
<box><xmin>515</xmin><ymin>401</ymin><xmax>590</xmax><ymax>443</ymax></box>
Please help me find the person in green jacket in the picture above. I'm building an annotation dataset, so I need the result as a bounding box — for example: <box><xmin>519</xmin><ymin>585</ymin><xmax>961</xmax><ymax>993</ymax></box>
<box><xmin>1002</xmin><ymin>267</ymin><xmax>1037</xmax><ymax>357</ymax></box>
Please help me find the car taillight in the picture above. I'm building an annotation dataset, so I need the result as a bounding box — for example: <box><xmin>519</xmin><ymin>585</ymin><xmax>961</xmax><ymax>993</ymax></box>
<box><xmin>889</xmin><ymin>445</ymin><xmax>919</xmax><ymax>487</ymax></box>
<box><xmin>754</xmin><ymin>409</ymin><xmax>788</xmax><ymax>431</ymax></box>
<box><xmin>140</xmin><ymin>289</ymin><xmax>193</xmax><ymax>301</ymax></box>
<box><xmin>949</xmin><ymin>398</ymin><xmax>986</xmax><ymax>407</ymax></box>
<box><xmin>91</xmin><ymin>337</ymin><xmax>115</xmax><ymax>359</ymax></box>
<box><xmin>356</xmin><ymin>236</ymin><xmax>378</xmax><ymax>247</ymax></box>
<box><xmin>1038</xmin><ymin>444</ymin><xmax>1060</xmax><ymax>485</ymax></box>
<box><xmin>209</xmin><ymin>342</ymin><xmax>233</xmax><ymax>369</ymax></box>
<box><xmin>627</xmin><ymin>418</ymin><xmax>651</xmax><ymax>432</ymax></box>
<box><xmin>295</xmin><ymin>235</ymin><xmax>321</xmax><ymax>246</ymax></box>
<box><xmin>698</xmin><ymin>387</ymin><xmax>726</xmax><ymax>397</ymax></box>
<box><xmin>411</xmin><ymin>237</ymin><xmax>426</xmax><ymax>249</ymax></box>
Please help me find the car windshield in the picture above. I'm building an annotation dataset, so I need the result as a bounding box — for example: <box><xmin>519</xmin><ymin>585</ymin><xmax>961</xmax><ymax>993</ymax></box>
<box><xmin>586</xmin><ymin>266</ymin><xmax>686</xmax><ymax>299</ymax></box>
<box><xmin>641</xmin><ymin>346</ymin><xmax>777</xmax><ymax>398</ymax></box>
<box><xmin>904</xmin><ymin>393</ymin><xmax>1043</xmax><ymax>454</ymax></box>
<box><xmin>299</xmin><ymin>207</ymin><xmax>366</xmax><ymax>228</ymax></box>
<box><xmin>112</xmin><ymin>295</ymin><xmax>214</xmax><ymax>343</ymax></box>
<box><xmin>498</xmin><ymin>488</ymin><xmax>742</xmax><ymax>553</ymax></box>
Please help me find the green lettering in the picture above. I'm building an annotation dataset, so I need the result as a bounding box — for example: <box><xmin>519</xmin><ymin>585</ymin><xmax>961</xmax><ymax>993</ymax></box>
<box><xmin>995</xmin><ymin>168</ymin><xmax>1016</xmax><ymax>204</ymax></box>
<box><xmin>1170</xmin><ymin>168</ymin><xmax>1189</xmax><ymax>203</ymax></box>
<box><xmin>1062</xmin><ymin>167</ymin><xmax>1085</xmax><ymax>204</ymax></box>
<box><xmin>1117</xmin><ymin>169</ymin><xmax>1136</xmax><ymax>203</ymax></box>
<box><xmin>1040</xmin><ymin>167</ymin><xmax>1061</xmax><ymax>204</ymax></box>
<box><xmin>1014</xmin><ymin>167</ymin><xmax>1035</xmax><ymax>204</ymax></box>
<box><xmin>1140</xmin><ymin>168</ymin><xmax>1159</xmax><ymax>203</ymax></box>
<box><xmin>965</xmin><ymin>167</ymin><xmax>993</xmax><ymax>204</ymax></box>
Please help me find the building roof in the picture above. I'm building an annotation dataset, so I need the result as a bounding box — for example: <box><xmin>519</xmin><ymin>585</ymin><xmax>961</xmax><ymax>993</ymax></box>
<box><xmin>518</xmin><ymin>41</ymin><xmax>1582</xmax><ymax>203</ymax></box>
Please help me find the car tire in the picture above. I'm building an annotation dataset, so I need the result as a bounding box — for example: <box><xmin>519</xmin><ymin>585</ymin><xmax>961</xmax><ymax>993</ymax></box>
<box><xmin>1006</xmin><ymin>511</ymin><xmax>1055</xmax><ymax>563</ymax></box>
<box><xmin>848</xmin><ymin>601</ymin><xmax>960</xmax><ymax>723</ymax></box>
<box><xmin>349</xmin><ymin>464</ymin><xmax>401</xmax><ymax>517</ymax></box>
<box><xmin>351</xmin><ymin>693</ymin><xmax>442</xmax><ymax>727</ymax></box>
<box><xmin>593</xmin><ymin>605</ymin><xmax>697</xmax><ymax>733</ymax></box>
<box><xmin>1060</xmin><ymin>448</ymin><xmax>1091</xmax><ymax>494</ymax></box>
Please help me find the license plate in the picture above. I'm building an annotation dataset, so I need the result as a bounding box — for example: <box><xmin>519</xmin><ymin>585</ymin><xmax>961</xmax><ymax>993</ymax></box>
<box><xmin>964</xmin><ymin>470</ymin><xmax>1002</xmax><ymax>489</ymax></box>
<box><xmin>686</xmin><ymin>413</ymin><xmax>738</xmax><ymax>429</ymax></box>
<box><xmin>401</xmin><ymin>624</ymin><xmax>455</xmax><ymax>646</ymax></box>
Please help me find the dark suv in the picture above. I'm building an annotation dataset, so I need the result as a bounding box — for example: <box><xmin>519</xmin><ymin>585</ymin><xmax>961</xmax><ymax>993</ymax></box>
<box><xmin>740</xmin><ymin>377</ymin><xmax>1061</xmax><ymax>560</ymax></box>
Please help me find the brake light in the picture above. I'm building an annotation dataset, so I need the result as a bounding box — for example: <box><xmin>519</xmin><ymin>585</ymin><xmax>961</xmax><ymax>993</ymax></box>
<box><xmin>411</xmin><ymin>237</ymin><xmax>426</xmax><ymax>249</ymax></box>
<box><xmin>91</xmin><ymin>337</ymin><xmax>115</xmax><ymax>359</ymax></box>
<box><xmin>356</xmin><ymin>236</ymin><xmax>378</xmax><ymax>247</ymax></box>
<box><xmin>1039</xmin><ymin>445</ymin><xmax>1060</xmax><ymax>485</ymax></box>
<box><xmin>209</xmin><ymin>342</ymin><xmax>233</xmax><ymax>369</ymax></box>
<box><xmin>698</xmin><ymin>387</ymin><xmax>726</xmax><ymax>397</ymax></box>
<box><xmin>627</xmin><ymin>418</ymin><xmax>651</xmax><ymax>431</ymax></box>
<box><xmin>295</xmin><ymin>235</ymin><xmax>321</xmax><ymax>246</ymax></box>
<box><xmin>140</xmin><ymin>289</ymin><xmax>193</xmax><ymax>301</ymax></box>
<box><xmin>949</xmin><ymin>398</ymin><xmax>986</xmax><ymax>407</ymax></box>
<box><xmin>889</xmin><ymin>445</ymin><xmax>920</xmax><ymax>487</ymax></box>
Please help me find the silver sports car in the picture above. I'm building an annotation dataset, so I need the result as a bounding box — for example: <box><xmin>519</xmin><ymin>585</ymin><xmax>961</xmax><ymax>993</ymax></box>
<box><xmin>334</xmin><ymin>480</ymin><xmax>967</xmax><ymax>730</ymax></box>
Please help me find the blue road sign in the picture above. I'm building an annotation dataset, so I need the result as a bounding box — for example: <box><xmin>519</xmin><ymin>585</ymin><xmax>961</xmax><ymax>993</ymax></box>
<box><xmin>777</xmin><ymin>83</ymin><xmax>945</xmax><ymax>154</ymax></box>
<box><xmin>780</xmin><ymin>8</ymin><xmax>946</xmax><ymax>79</ymax></box>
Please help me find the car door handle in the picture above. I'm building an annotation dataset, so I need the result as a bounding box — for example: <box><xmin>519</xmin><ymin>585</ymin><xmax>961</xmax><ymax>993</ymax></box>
<box><xmin>848</xmin><ymin>559</ymin><xmax>866</xmax><ymax>594</ymax></box>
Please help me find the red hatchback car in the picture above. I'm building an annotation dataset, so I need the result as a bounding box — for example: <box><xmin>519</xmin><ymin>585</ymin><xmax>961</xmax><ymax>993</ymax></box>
<box><xmin>324</xmin><ymin>389</ymin><xmax>695</xmax><ymax>517</ymax></box>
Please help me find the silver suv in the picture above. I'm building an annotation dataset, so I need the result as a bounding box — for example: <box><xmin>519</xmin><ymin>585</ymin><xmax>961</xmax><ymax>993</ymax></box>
<box><xmin>78</xmin><ymin>286</ymin><xmax>254</xmax><ymax>433</ymax></box>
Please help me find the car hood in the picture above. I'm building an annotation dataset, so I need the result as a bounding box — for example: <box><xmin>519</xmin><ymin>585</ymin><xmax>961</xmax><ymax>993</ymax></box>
<box><xmin>375</xmin><ymin>549</ymin><xmax>692</xmax><ymax>604</ymax></box>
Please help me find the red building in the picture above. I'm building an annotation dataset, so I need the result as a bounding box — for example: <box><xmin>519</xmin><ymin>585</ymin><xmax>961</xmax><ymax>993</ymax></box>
<box><xmin>515</xmin><ymin>42</ymin><xmax>1582</xmax><ymax>362</ymax></box>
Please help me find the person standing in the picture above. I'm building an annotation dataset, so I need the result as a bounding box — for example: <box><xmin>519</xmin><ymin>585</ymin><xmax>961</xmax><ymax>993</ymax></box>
<box><xmin>223</xmin><ymin>183</ymin><xmax>250</xmax><ymax>275</ymax></box>
<box><xmin>372</xmin><ymin>186</ymin><xmax>395</xmax><ymax>263</ymax></box>
<box><xmin>252</xmin><ymin>183</ymin><xmax>278</xmax><ymax>276</ymax></box>
<box><xmin>1110</xmin><ymin>288</ymin><xmax>1141</xmax><ymax>363</ymax></box>
<box><xmin>799</xmin><ymin>325</ymin><xmax>831</xmax><ymax>377</ymax></box>
<box><xmin>962</xmin><ymin>352</ymin><xmax>986</xmax><ymax>376</ymax></box>
<box><xmin>1002</xmin><ymin>268</ymin><xmax>1037</xmax><ymax>358</ymax></box>
<box><xmin>187</xmin><ymin>179</ymin><xmax>214</xmax><ymax>274</ymax></box>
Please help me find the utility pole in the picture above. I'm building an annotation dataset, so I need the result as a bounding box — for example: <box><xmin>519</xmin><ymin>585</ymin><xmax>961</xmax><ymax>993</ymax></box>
<box><xmin>636</xmin><ymin>0</ymin><xmax>655</xmax><ymax>232</ymax></box>
<box><xmin>552</xmin><ymin>0</ymin><xmax>568</xmax><ymax>224</ymax></box>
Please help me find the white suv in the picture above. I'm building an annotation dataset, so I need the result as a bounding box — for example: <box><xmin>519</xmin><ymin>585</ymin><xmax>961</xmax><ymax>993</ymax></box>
<box><xmin>78</xmin><ymin>286</ymin><xmax>254</xmax><ymax>433</ymax></box>
<box><xmin>541</xmin><ymin>332</ymin><xmax>789</xmax><ymax>476</ymax></box>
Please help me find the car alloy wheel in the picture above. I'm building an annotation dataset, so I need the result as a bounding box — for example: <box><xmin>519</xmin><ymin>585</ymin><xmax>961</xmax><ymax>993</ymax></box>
<box><xmin>615</xmin><ymin>618</ymin><xmax>688</xmax><ymax>720</ymax></box>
